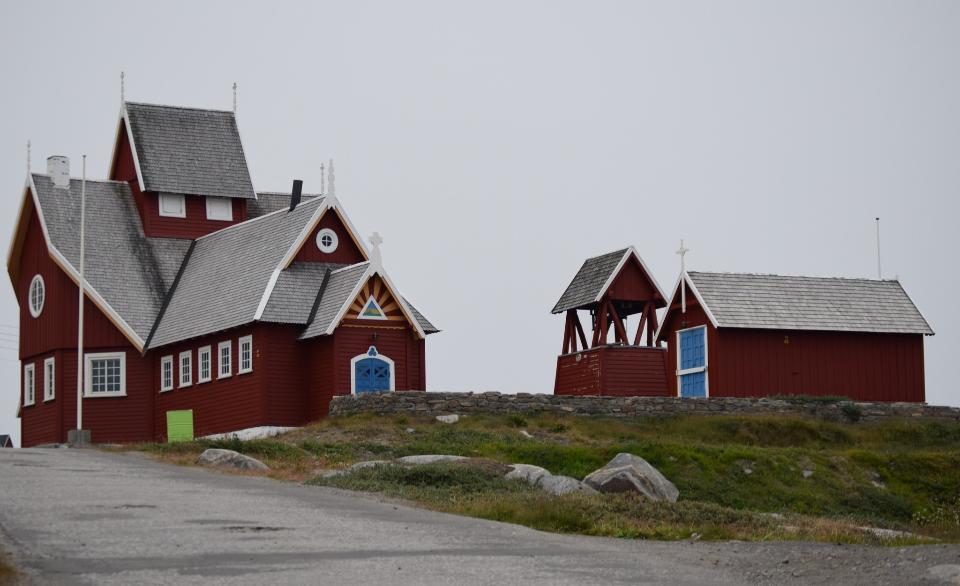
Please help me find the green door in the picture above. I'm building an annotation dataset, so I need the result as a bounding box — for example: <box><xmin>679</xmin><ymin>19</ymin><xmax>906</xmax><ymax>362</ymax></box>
<box><xmin>166</xmin><ymin>410</ymin><xmax>194</xmax><ymax>442</ymax></box>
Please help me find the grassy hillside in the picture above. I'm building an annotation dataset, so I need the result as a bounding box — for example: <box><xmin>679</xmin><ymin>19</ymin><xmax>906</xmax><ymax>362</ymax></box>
<box><xmin>135</xmin><ymin>412</ymin><xmax>960</xmax><ymax>544</ymax></box>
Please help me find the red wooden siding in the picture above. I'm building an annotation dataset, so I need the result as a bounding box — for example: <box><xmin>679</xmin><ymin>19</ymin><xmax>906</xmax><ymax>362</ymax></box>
<box><xmin>293</xmin><ymin>208</ymin><xmax>366</xmax><ymax>265</ymax></box>
<box><xmin>661</xmin><ymin>302</ymin><xmax>720</xmax><ymax>397</ymax></box>
<box><xmin>711</xmin><ymin>329</ymin><xmax>925</xmax><ymax>402</ymax></box>
<box><xmin>305</xmin><ymin>335</ymin><xmax>336</xmax><ymax>421</ymax></box>
<box><xmin>555</xmin><ymin>346</ymin><xmax>669</xmax><ymax>396</ymax></box>
<box><xmin>110</xmin><ymin>120</ymin><xmax>248</xmax><ymax>239</ymax></box>
<box><xmin>606</xmin><ymin>256</ymin><xmax>660</xmax><ymax>302</ymax></box>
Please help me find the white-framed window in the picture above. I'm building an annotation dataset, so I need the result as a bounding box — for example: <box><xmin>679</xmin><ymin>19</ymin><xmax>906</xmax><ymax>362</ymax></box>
<box><xmin>28</xmin><ymin>274</ymin><xmax>45</xmax><ymax>317</ymax></box>
<box><xmin>84</xmin><ymin>352</ymin><xmax>126</xmax><ymax>398</ymax></box>
<box><xmin>676</xmin><ymin>325</ymin><xmax>709</xmax><ymax>398</ymax></box>
<box><xmin>316</xmin><ymin>228</ymin><xmax>338</xmax><ymax>253</ymax></box>
<box><xmin>160</xmin><ymin>355</ymin><xmax>174</xmax><ymax>392</ymax></box>
<box><xmin>23</xmin><ymin>363</ymin><xmax>35</xmax><ymax>406</ymax></box>
<box><xmin>238</xmin><ymin>335</ymin><xmax>253</xmax><ymax>374</ymax></box>
<box><xmin>43</xmin><ymin>357</ymin><xmax>55</xmax><ymax>402</ymax></box>
<box><xmin>218</xmin><ymin>341</ymin><xmax>232</xmax><ymax>379</ymax></box>
<box><xmin>179</xmin><ymin>350</ymin><xmax>192</xmax><ymax>388</ymax></box>
<box><xmin>159</xmin><ymin>193</ymin><xmax>186</xmax><ymax>218</ymax></box>
<box><xmin>198</xmin><ymin>346</ymin><xmax>212</xmax><ymax>383</ymax></box>
<box><xmin>205</xmin><ymin>197</ymin><xmax>233</xmax><ymax>221</ymax></box>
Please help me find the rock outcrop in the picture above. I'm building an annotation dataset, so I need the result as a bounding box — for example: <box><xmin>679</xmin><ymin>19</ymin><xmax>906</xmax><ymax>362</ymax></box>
<box><xmin>197</xmin><ymin>448</ymin><xmax>269</xmax><ymax>471</ymax></box>
<box><xmin>583</xmin><ymin>453</ymin><xmax>678</xmax><ymax>502</ymax></box>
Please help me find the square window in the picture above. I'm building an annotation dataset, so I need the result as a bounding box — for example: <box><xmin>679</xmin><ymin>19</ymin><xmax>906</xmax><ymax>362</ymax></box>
<box><xmin>205</xmin><ymin>197</ymin><xmax>233</xmax><ymax>221</ymax></box>
<box><xmin>159</xmin><ymin>193</ymin><xmax>186</xmax><ymax>218</ymax></box>
<box><xmin>84</xmin><ymin>353</ymin><xmax>126</xmax><ymax>397</ymax></box>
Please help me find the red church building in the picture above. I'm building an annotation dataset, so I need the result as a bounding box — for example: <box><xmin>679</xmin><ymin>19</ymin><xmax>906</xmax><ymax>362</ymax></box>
<box><xmin>553</xmin><ymin>247</ymin><xmax>933</xmax><ymax>402</ymax></box>
<box><xmin>10</xmin><ymin>100</ymin><xmax>437</xmax><ymax>446</ymax></box>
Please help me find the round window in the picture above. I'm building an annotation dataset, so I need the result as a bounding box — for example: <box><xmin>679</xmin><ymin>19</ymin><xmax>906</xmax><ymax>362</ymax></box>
<box><xmin>316</xmin><ymin>228</ymin><xmax>339</xmax><ymax>253</ymax></box>
<box><xmin>28</xmin><ymin>274</ymin><xmax>45</xmax><ymax>318</ymax></box>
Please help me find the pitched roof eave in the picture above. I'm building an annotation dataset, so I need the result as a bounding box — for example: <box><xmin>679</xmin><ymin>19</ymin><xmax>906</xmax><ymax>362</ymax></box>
<box><xmin>653</xmin><ymin>272</ymin><xmax>720</xmax><ymax>344</ymax></box>
<box><xmin>592</xmin><ymin>246</ymin><xmax>668</xmax><ymax>306</ymax></box>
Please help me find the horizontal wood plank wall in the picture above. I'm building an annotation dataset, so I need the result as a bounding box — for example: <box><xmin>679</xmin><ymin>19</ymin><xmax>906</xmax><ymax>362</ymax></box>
<box><xmin>600</xmin><ymin>347</ymin><xmax>671</xmax><ymax>396</ymax></box>
<box><xmin>258</xmin><ymin>324</ymin><xmax>309</xmax><ymax>426</ymax></box>
<box><xmin>305</xmin><ymin>335</ymin><xmax>336</xmax><ymax>421</ymax></box>
<box><xmin>293</xmin><ymin>209</ymin><xmax>366</xmax><ymax>265</ymax></box>
<box><xmin>554</xmin><ymin>351</ymin><xmax>601</xmax><ymax>395</ymax></box>
<box><xmin>110</xmin><ymin>120</ymin><xmax>247</xmax><ymax>239</ymax></box>
<box><xmin>716</xmin><ymin>329</ymin><xmax>925</xmax><ymax>402</ymax></box>
<box><xmin>154</xmin><ymin>329</ymin><xmax>263</xmax><ymax>439</ymax></box>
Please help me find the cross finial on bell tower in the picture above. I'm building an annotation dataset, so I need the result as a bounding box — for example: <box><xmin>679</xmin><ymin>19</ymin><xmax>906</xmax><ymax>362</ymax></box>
<box><xmin>26</xmin><ymin>140</ymin><xmax>31</xmax><ymax>176</ymax></box>
<box><xmin>120</xmin><ymin>71</ymin><xmax>125</xmax><ymax>103</ymax></box>
<box><xmin>327</xmin><ymin>159</ymin><xmax>336</xmax><ymax>197</ymax></box>
<box><xmin>320</xmin><ymin>162</ymin><xmax>326</xmax><ymax>195</ymax></box>
<box><xmin>232</xmin><ymin>82</ymin><xmax>237</xmax><ymax>114</ymax></box>
<box><xmin>676</xmin><ymin>239</ymin><xmax>690</xmax><ymax>273</ymax></box>
<box><xmin>369</xmin><ymin>232</ymin><xmax>383</xmax><ymax>269</ymax></box>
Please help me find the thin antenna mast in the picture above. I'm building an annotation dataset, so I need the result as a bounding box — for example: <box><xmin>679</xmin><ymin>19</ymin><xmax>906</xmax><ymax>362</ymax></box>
<box><xmin>26</xmin><ymin>140</ymin><xmax>31</xmax><ymax>175</ymax></box>
<box><xmin>676</xmin><ymin>240</ymin><xmax>690</xmax><ymax>313</ymax></box>
<box><xmin>875</xmin><ymin>217</ymin><xmax>882</xmax><ymax>279</ymax></box>
<box><xmin>320</xmin><ymin>162</ymin><xmax>325</xmax><ymax>196</ymax></box>
<box><xmin>232</xmin><ymin>82</ymin><xmax>237</xmax><ymax>114</ymax></box>
<box><xmin>120</xmin><ymin>71</ymin><xmax>125</xmax><ymax>102</ymax></box>
<box><xmin>76</xmin><ymin>155</ymin><xmax>87</xmax><ymax>437</ymax></box>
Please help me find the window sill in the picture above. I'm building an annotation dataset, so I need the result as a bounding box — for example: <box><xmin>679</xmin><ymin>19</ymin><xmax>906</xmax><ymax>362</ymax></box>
<box><xmin>179</xmin><ymin>383</ymin><xmax>192</xmax><ymax>389</ymax></box>
<box><xmin>22</xmin><ymin>402</ymin><xmax>34</xmax><ymax>408</ymax></box>
<box><xmin>238</xmin><ymin>369</ymin><xmax>253</xmax><ymax>376</ymax></box>
<box><xmin>160</xmin><ymin>387</ymin><xmax>173</xmax><ymax>393</ymax></box>
<box><xmin>198</xmin><ymin>377</ymin><xmax>212</xmax><ymax>384</ymax></box>
<box><xmin>83</xmin><ymin>392</ymin><xmax>127</xmax><ymax>399</ymax></box>
<box><xmin>218</xmin><ymin>373</ymin><xmax>232</xmax><ymax>380</ymax></box>
<box><xmin>43</xmin><ymin>397</ymin><xmax>55</xmax><ymax>403</ymax></box>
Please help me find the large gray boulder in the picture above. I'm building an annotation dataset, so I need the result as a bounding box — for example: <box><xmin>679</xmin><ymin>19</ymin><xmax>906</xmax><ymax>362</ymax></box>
<box><xmin>504</xmin><ymin>463</ymin><xmax>551</xmax><ymax>485</ymax></box>
<box><xmin>197</xmin><ymin>448</ymin><xmax>269</xmax><ymax>471</ymax></box>
<box><xmin>322</xmin><ymin>460</ymin><xmax>392</xmax><ymax>478</ymax></box>
<box><xmin>395</xmin><ymin>455</ymin><xmax>468</xmax><ymax>465</ymax></box>
<box><xmin>539</xmin><ymin>475</ymin><xmax>598</xmax><ymax>496</ymax></box>
<box><xmin>583</xmin><ymin>453</ymin><xmax>678</xmax><ymax>502</ymax></box>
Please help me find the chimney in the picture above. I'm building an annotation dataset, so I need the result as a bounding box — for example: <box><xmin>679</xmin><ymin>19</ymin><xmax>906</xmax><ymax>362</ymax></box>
<box><xmin>47</xmin><ymin>156</ymin><xmax>70</xmax><ymax>189</ymax></box>
<box><xmin>289</xmin><ymin>179</ymin><xmax>303</xmax><ymax>212</ymax></box>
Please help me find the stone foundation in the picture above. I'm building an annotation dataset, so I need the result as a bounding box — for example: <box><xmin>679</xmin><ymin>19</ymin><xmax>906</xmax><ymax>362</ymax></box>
<box><xmin>329</xmin><ymin>392</ymin><xmax>960</xmax><ymax>424</ymax></box>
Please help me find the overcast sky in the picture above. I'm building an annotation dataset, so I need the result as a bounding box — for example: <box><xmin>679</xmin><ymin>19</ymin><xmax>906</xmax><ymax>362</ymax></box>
<box><xmin>1</xmin><ymin>1</ymin><xmax>958</xmax><ymax>446</ymax></box>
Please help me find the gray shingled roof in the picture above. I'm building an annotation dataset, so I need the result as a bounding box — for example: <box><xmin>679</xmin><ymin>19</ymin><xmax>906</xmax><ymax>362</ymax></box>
<box><xmin>403</xmin><ymin>296</ymin><xmax>440</xmax><ymax>334</ymax></box>
<box><xmin>250</xmin><ymin>192</ymin><xmax>321</xmax><ymax>218</ymax></box>
<box><xmin>552</xmin><ymin>249</ymin><xmax>628</xmax><ymax>313</ymax></box>
<box><xmin>125</xmin><ymin>102</ymin><xmax>256</xmax><ymax>199</ymax></box>
<box><xmin>148</xmin><ymin>197</ymin><xmax>326</xmax><ymax>348</ymax></box>
<box><xmin>260</xmin><ymin>262</ymin><xmax>343</xmax><ymax>324</ymax></box>
<box><xmin>299</xmin><ymin>263</ymin><xmax>370</xmax><ymax>340</ymax></box>
<box><xmin>686</xmin><ymin>272</ymin><xmax>934</xmax><ymax>335</ymax></box>
<box><xmin>32</xmin><ymin>174</ymin><xmax>191</xmax><ymax>343</ymax></box>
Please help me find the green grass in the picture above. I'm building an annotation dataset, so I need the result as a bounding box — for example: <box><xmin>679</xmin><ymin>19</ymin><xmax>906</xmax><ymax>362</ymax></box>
<box><xmin>127</xmin><ymin>412</ymin><xmax>960</xmax><ymax>543</ymax></box>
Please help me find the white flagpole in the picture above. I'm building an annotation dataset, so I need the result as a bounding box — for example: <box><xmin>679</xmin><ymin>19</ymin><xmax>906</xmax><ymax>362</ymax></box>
<box><xmin>76</xmin><ymin>155</ymin><xmax>86</xmax><ymax>433</ymax></box>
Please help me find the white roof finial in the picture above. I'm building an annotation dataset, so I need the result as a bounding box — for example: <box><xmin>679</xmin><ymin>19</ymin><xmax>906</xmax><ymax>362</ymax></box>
<box><xmin>320</xmin><ymin>162</ymin><xmax>326</xmax><ymax>196</ymax></box>
<box><xmin>120</xmin><ymin>71</ymin><xmax>125</xmax><ymax>103</ymax></box>
<box><xmin>232</xmin><ymin>82</ymin><xmax>237</xmax><ymax>114</ymax></box>
<box><xmin>369</xmin><ymin>232</ymin><xmax>383</xmax><ymax>269</ymax></box>
<box><xmin>26</xmin><ymin>140</ymin><xmax>31</xmax><ymax>175</ymax></box>
<box><xmin>676</xmin><ymin>239</ymin><xmax>690</xmax><ymax>313</ymax></box>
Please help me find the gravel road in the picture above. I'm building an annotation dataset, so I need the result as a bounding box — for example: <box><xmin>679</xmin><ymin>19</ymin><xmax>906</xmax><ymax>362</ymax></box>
<box><xmin>0</xmin><ymin>448</ymin><xmax>958</xmax><ymax>585</ymax></box>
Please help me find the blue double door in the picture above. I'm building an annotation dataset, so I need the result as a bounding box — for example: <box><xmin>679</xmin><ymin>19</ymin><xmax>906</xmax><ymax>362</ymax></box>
<box><xmin>354</xmin><ymin>347</ymin><xmax>392</xmax><ymax>394</ymax></box>
<box><xmin>678</xmin><ymin>327</ymin><xmax>707</xmax><ymax>397</ymax></box>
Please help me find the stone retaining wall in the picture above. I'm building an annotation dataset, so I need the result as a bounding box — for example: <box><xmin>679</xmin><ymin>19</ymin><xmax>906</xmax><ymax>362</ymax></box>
<box><xmin>329</xmin><ymin>392</ymin><xmax>960</xmax><ymax>424</ymax></box>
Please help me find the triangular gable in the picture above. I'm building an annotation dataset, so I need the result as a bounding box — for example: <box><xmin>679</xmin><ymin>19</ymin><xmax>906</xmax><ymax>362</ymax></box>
<box><xmin>6</xmin><ymin>176</ymin><xmax>147</xmax><ymax>351</ymax></box>
<box><xmin>552</xmin><ymin>246</ymin><xmax>667</xmax><ymax>314</ymax></box>
<box><xmin>653</xmin><ymin>273</ymin><xmax>720</xmax><ymax>344</ymax></box>
<box><xmin>597</xmin><ymin>247</ymin><xmax>667</xmax><ymax>306</ymax></box>
<box><xmin>323</xmin><ymin>264</ymin><xmax>427</xmax><ymax>339</ymax></box>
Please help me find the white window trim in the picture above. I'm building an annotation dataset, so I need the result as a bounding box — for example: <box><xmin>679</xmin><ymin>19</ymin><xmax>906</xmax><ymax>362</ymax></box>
<box><xmin>158</xmin><ymin>193</ymin><xmax>186</xmax><ymax>218</ymax></box>
<box><xmin>84</xmin><ymin>352</ymin><xmax>127</xmax><ymax>398</ymax></box>
<box><xmin>676</xmin><ymin>325</ymin><xmax>709</xmax><ymax>398</ymax></box>
<box><xmin>43</xmin><ymin>357</ymin><xmax>55</xmax><ymax>402</ymax></box>
<box><xmin>28</xmin><ymin>274</ymin><xmax>45</xmax><ymax>318</ymax></box>
<box><xmin>205</xmin><ymin>196</ymin><xmax>233</xmax><ymax>221</ymax></box>
<box><xmin>238</xmin><ymin>335</ymin><xmax>253</xmax><ymax>374</ymax></box>
<box><xmin>349</xmin><ymin>346</ymin><xmax>396</xmax><ymax>395</ymax></box>
<box><xmin>198</xmin><ymin>345</ymin><xmax>212</xmax><ymax>383</ymax></box>
<box><xmin>160</xmin><ymin>355</ymin><xmax>174</xmax><ymax>392</ymax></box>
<box><xmin>179</xmin><ymin>350</ymin><xmax>193</xmax><ymax>388</ymax></box>
<box><xmin>23</xmin><ymin>363</ymin><xmax>35</xmax><ymax>406</ymax></box>
<box><xmin>218</xmin><ymin>341</ymin><xmax>232</xmax><ymax>379</ymax></box>
<box><xmin>316</xmin><ymin>228</ymin><xmax>339</xmax><ymax>253</ymax></box>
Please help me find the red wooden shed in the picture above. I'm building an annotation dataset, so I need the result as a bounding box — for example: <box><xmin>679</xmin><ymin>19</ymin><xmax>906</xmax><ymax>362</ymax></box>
<box><xmin>655</xmin><ymin>271</ymin><xmax>934</xmax><ymax>402</ymax></box>
<box><xmin>551</xmin><ymin>247</ymin><xmax>670</xmax><ymax>396</ymax></box>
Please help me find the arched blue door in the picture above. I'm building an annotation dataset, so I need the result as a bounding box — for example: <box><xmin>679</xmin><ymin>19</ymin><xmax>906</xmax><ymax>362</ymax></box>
<box><xmin>353</xmin><ymin>347</ymin><xmax>392</xmax><ymax>394</ymax></box>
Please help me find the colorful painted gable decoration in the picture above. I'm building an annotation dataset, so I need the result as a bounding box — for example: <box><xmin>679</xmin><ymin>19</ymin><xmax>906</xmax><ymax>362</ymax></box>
<box><xmin>349</xmin><ymin>276</ymin><xmax>405</xmax><ymax>322</ymax></box>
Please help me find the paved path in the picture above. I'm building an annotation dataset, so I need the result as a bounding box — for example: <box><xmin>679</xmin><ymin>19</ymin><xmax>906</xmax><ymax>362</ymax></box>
<box><xmin>1</xmin><ymin>449</ymin><xmax>959</xmax><ymax>585</ymax></box>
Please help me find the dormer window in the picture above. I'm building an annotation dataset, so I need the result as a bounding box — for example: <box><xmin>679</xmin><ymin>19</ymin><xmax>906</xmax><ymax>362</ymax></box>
<box><xmin>206</xmin><ymin>197</ymin><xmax>233</xmax><ymax>221</ymax></box>
<box><xmin>159</xmin><ymin>193</ymin><xmax>186</xmax><ymax>218</ymax></box>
